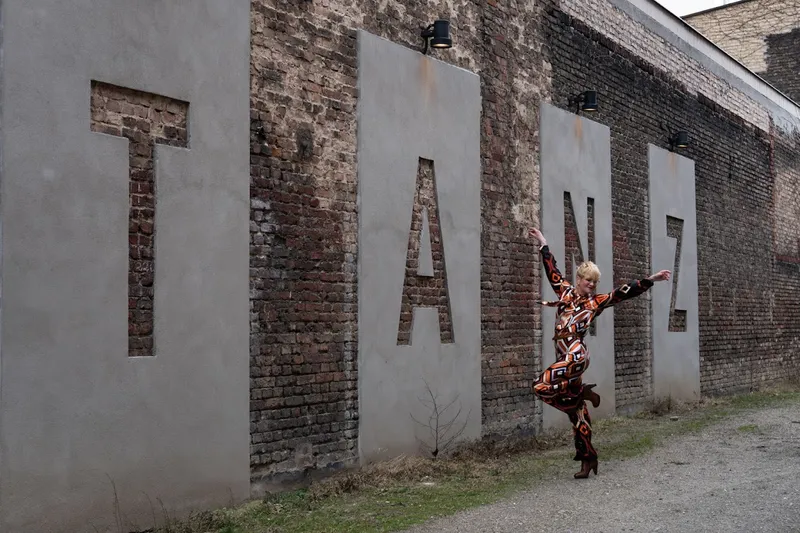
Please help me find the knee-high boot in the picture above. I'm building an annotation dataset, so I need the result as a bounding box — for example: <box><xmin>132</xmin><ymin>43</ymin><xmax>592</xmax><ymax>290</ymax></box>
<box><xmin>581</xmin><ymin>383</ymin><xmax>601</xmax><ymax>408</ymax></box>
<box><xmin>574</xmin><ymin>458</ymin><xmax>599</xmax><ymax>478</ymax></box>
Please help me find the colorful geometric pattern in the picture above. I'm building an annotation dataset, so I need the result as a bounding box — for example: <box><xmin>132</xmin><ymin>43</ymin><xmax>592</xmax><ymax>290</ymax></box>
<box><xmin>534</xmin><ymin>245</ymin><xmax>653</xmax><ymax>461</ymax></box>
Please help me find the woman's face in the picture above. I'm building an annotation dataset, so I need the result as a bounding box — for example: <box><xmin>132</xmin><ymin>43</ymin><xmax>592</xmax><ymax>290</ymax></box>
<box><xmin>576</xmin><ymin>276</ymin><xmax>596</xmax><ymax>296</ymax></box>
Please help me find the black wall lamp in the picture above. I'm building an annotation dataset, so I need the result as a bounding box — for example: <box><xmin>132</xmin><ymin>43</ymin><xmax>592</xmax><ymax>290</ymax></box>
<box><xmin>668</xmin><ymin>130</ymin><xmax>690</xmax><ymax>151</ymax></box>
<box><xmin>421</xmin><ymin>20</ymin><xmax>452</xmax><ymax>54</ymax></box>
<box><xmin>568</xmin><ymin>90</ymin><xmax>598</xmax><ymax>113</ymax></box>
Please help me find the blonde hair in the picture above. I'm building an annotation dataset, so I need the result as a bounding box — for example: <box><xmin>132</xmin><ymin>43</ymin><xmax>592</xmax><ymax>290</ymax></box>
<box><xmin>577</xmin><ymin>261</ymin><xmax>600</xmax><ymax>282</ymax></box>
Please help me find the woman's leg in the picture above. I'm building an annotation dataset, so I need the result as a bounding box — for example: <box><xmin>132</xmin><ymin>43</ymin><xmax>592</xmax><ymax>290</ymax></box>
<box><xmin>533</xmin><ymin>357</ymin><xmax>598</xmax><ymax>471</ymax></box>
<box><xmin>533</xmin><ymin>360</ymin><xmax>584</xmax><ymax>412</ymax></box>
<box><xmin>567</xmin><ymin>403</ymin><xmax>597</xmax><ymax>462</ymax></box>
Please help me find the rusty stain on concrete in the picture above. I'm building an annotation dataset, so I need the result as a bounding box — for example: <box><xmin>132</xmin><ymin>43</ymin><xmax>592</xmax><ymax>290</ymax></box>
<box><xmin>574</xmin><ymin>114</ymin><xmax>584</xmax><ymax>150</ymax></box>
<box><xmin>419</xmin><ymin>55</ymin><xmax>437</xmax><ymax>105</ymax></box>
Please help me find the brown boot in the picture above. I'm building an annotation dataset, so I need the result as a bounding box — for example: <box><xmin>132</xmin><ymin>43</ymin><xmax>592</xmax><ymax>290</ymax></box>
<box><xmin>582</xmin><ymin>383</ymin><xmax>601</xmax><ymax>408</ymax></box>
<box><xmin>574</xmin><ymin>458</ymin><xmax>599</xmax><ymax>479</ymax></box>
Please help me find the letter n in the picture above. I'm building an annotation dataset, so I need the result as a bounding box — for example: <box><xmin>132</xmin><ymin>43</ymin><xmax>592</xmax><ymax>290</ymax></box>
<box><xmin>540</xmin><ymin>103</ymin><xmax>615</xmax><ymax>427</ymax></box>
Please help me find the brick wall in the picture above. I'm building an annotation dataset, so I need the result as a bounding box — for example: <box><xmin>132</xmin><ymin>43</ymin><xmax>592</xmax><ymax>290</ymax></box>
<box><xmin>477</xmin><ymin>0</ymin><xmax>546</xmax><ymax>438</ymax></box>
<box><xmin>773</xmin><ymin>127</ymin><xmax>800</xmax><ymax>261</ymax></box>
<box><xmin>764</xmin><ymin>28</ymin><xmax>800</xmax><ymax>102</ymax></box>
<box><xmin>247</xmin><ymin>0</ymin><xmax>800</xmax><ymax>485</ymax></box>
<box><xmin>248</xmin><ymin>1</ymin><xmax>361</xmax><ymax>484</ymax></box>
<box><xmin>543</xmin><ymin>5</ymin><xmax>800</xmax><ymax>403</ymax></box>
<box><xmin>248</xmin><ymin>0</ymin><xmax>548</xmax><ymax>485</ymax></box>
<box><xmin>560</xmin><ymin>0</ymin><xmax>772</xmax><ymax>132</ymax></box>
<box><xmin>90</xmin><ymin>81</ymin><xmax>189</xmax><ymax>358</ymax></box>
<box><xmin>666</xmin><ymin>215</ymin><xmax>687</xmax><ymax>332</ymax></box>
<box><xmin>397</xmin><ymin>159</ymin><xmax>454</xmax><ymax>346</ymax></box>
<box><xmin>685</xmin><ymin>0</ymin><xmax>800</xmax><ymax>102</ymax></box>
<box><xmin>685</xmin><ymin>0</ymin><xmax>800</xmax><ymax>73</ymax></box>
<box><xmin>772</xmin><ymin>128</ymin><xmax>800</xmax><ymax>384</ymax></box>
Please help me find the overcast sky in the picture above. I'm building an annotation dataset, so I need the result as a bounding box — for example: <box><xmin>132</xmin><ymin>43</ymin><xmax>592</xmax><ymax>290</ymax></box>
<box><xmin>655</xmin><ymin>0</ymin><xmax>737</xmax><ymax>16</ymax></box>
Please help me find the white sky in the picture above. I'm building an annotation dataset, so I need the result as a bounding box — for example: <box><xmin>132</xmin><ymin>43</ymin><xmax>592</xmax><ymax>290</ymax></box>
<box><xmin>655</xmin><ymin>0</ymin><xmax>739</xmax><ymax>16</ymax></box>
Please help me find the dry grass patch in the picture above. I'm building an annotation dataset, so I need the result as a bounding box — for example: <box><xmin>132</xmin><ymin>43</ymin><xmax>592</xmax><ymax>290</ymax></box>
<box><xmin>305</xmin><ymin>428</ymin><xmax>574</xmax><ymax>501</ymax></box>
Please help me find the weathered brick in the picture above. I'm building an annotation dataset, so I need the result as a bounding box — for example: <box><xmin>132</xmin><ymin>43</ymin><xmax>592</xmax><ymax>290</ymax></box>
<box><xmin>90</xmin><ymin>81</ymin><xmax>188</xmax><ymax>358</ymax></box>
<box><xmin>397</xmin><ymin>159</ymin><xmax>454</xmax><ymax>345</ymax></box>
<box><xmin>685</xmin><ymin>0</ymin><xmax>800</xmax><ymax>74</ymax></box>
<box><xmin>248</xmin><ymin>0</ymin><xmax>546</xmax><ymax>484</ymax></box>
<box><xmin>763</xmin><ymin>28</ymin><xmax>800</xmax><ymax>103</ymax></box>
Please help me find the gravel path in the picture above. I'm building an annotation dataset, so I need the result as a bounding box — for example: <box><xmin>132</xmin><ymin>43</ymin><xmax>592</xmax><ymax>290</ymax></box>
<box><xmin>404</xmin><ymin>402</ymin><xmax>800</xmax><ymax>533</ymax></box>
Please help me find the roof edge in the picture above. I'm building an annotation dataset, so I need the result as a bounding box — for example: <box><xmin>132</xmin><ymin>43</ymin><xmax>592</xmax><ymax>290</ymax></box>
<box><xmin>607</xmin><ymin>0</ymin><xmax>800</xmax><ymax>130</ymax></box>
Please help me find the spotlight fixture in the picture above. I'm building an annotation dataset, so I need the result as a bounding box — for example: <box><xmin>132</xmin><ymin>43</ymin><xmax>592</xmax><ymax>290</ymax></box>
<box><xmin>669</xmin><ymin>130</ymin><xmax>690</xmax><ymax>151</ymax></box>
<box><xmin>421</xmin><ymin>20</ymin><xmax>452</xmax><ymax>55</ymax></box>
<box><xmin>568</xmin><ymin>90</ymin><xmax>598</xmax><ymax>113</ymax></box>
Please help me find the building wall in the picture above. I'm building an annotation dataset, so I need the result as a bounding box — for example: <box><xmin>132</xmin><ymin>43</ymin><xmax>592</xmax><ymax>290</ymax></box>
<box><xmin>555</xmin><ymin>0</ymin><xmax>800</xmax><ymax>400</ymax></box>
<box><xmin>247</xmin><ymin>0</ymin><xmax>549</xmax><ymax>489</ymax></box>
<box><xmin>3</xmin><ymin>0</ymin><xmax>800</xmax><ymax>529</ymax></box>
<box><xmin>545</xmin><ymin>4</ymin><xmax>786</xmax><ymax>407</ymax></box>
<box><xmin>764</xmin><ymin>28</ymin><xmax>800</xmax><ymax>102</ymax></box>
<box><xmin>685</xmin><ymin>0</ymin><xmax>800</xmax><ymax>100</ymax></box>
<box><xmin>247</xmin><ymin>0</ymin><xmax>800</xmax><ymax>487</ymax></box>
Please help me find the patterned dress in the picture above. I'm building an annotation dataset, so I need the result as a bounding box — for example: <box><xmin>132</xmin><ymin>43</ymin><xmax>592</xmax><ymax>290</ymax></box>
<box><xmin>534</xmin><ymin>244</ymin><xmax>653</xmax><ymax>462</ymax></box>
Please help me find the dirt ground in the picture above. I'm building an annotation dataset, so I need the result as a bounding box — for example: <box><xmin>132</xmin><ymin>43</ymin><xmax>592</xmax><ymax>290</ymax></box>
<box><xmin>403</xmin><ymin>401</ymin><xmax>800</xmax><ymax>533</ymax></box>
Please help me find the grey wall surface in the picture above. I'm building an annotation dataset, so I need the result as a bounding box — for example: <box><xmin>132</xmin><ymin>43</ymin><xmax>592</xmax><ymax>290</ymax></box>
<box><xmin>357</xmin><ymin>31</ymin><xmax>481</xmax><ymax>462</ymax></box>
<box><xmin>539</xmin><ymin>103</ymin><xmax>615</xmax><ymax>429</ymax></box>
<box><xmin>0</xmin><ymin>2</ymin><xmax>251</xmax><ymax>531</ymax></box>
<box><xmin>649</xmin><ymin>145</ymin><xmax>701</xmax><ymax>402</ymax></box>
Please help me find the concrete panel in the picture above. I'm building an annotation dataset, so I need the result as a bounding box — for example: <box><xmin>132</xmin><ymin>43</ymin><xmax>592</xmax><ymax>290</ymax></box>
<box><xmin>649</xmin><ymin>145</ymin><xmax>701</xmax><ymax>402</ymax></box>
<box><xmin>357</xmin><ymin>31</ymin><xmax>481</xmax><ymax>462</ymax></box>
<box><xmin>0</xmin><ymin>2</ymin><xmax>251</xmax><ymax>531</ymax></box>
<box><xmin>540</xmin><ymin>103</ymin><xmax>615</xmax><ymax>429</ymax></box>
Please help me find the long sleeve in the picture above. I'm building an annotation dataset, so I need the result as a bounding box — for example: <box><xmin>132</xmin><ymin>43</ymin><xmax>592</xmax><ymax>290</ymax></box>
<box><xmin>595</xmin><ymin>277</ymin><xmax>654</xmax><ymax>311</ymax></box>
<box><xmin>540</xmin><ymin>245</ymin><xmax>571</xmax><ymax>298</ymax></box>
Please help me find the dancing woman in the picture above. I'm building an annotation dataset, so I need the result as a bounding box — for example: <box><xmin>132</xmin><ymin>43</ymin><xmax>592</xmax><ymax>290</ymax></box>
<box><xmin>528</xmin><ymin>228</ymin><xmax>671</xmax><ymax>479</ymax></box>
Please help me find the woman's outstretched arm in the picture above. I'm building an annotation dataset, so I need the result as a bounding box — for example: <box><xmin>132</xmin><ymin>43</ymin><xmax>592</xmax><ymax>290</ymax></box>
<box><xmin>595</xmin><ymin>270</ymin><xmax>671</xmax><ymax>310</ymax></box>
<box><xmin>529</xmin><ymin>228</ymin><xmax>572</xmax><ymax>298</ymax></box>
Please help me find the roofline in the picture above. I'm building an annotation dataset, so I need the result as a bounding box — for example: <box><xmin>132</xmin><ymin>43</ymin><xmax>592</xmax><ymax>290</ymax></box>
<box><xmin>683</xmin><ymin>0</ymin><xmax>756</xmax><ymax>19</ymax></box>
<box><xmin>607</xmin><ymin>0</ymin><xmax>800</xmax><ymax>130</ymax></box>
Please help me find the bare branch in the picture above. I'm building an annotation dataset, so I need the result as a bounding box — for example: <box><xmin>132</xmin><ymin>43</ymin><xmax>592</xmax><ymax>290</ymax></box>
<box><xmin>410</xmin><ymin>379</ymin><xmax>472</xmax><ymax>459</ymax></box>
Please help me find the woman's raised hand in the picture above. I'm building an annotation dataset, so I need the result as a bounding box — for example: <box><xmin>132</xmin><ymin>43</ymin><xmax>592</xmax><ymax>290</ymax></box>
<box><xmin>528</xmin><ymin>228</ymin><xmax>546</xmax><ymax>246</ymax></box>
<box><xmin>648</xmin><ymin>270</ymin><xmax>671</xmax><ymax>282</ymax></box>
